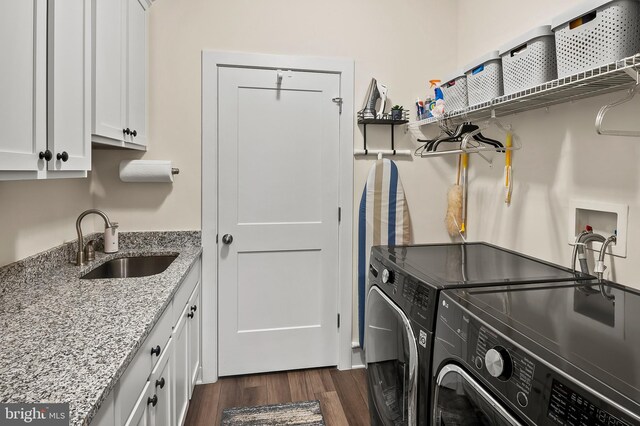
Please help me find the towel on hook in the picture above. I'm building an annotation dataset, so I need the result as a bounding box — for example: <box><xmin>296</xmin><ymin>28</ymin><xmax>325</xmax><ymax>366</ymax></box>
<box><xmin>358</xmin><ymin>159</ymin><xmax>412</xmax><ymax>348</ymax></box>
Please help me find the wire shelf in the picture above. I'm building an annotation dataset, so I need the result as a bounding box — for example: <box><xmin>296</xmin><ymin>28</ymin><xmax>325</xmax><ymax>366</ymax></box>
<box><xmin>409</xmin><ymin>54</ymin><xmax>640</xmax><ymax>129</ymax></box>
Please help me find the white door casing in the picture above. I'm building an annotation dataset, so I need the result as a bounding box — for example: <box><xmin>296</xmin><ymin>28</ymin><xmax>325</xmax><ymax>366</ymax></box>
<box><xmin>218</xmin><ymin>66</ymin><xmax>340</xmax><ymax>375</ymax></box>
<box><xmin>201</xmin><ymin>52</ymin><xmax>354</xmax><ymax>382</ymax></box>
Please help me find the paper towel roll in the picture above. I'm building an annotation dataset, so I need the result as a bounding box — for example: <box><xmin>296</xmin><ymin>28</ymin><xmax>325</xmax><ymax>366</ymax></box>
<box><xmin>119</xmin><ymin>160</ymin><xmax>175</xmax><ymax>183</ymax></box>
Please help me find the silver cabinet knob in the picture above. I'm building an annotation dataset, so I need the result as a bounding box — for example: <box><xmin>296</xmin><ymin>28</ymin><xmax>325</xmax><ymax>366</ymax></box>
<box><xmin>222</xmin><ymin>234</ymin><xmax>233</xmax><ymax>245</ymax></box>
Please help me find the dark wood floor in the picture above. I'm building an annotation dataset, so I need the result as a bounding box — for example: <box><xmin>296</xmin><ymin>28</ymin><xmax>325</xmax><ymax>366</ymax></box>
<box><xmin>184</xmin><ymin>367</ymin><xmax>370</xmax><ymax>425</ymax></box>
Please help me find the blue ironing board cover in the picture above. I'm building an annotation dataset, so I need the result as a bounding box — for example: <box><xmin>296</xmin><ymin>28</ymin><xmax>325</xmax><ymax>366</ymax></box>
<box><xmin>358</xmin><ymin>159</ymin><xmax>411</xmax><ymax>347</ymax></box>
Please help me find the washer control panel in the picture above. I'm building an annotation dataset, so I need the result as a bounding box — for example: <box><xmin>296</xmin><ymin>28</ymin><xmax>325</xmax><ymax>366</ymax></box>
<box><xmin>368</xmin><ymin>253</ymin><xmax>435</xmax><ymax>330</ymax></box>
<box><xmin>436</xmin><ymin>292</ymin><xmax>639</xmax><ymax>426</ymax></box>
<box><xmin>474</xmin><ymin>326</ymin><xmax>535</xmax><ymax>395</ymax></box>
<box><xmin>547</xmin><ymin>380</ymin><xmax>631</xmax><ymax>426</ymax></box>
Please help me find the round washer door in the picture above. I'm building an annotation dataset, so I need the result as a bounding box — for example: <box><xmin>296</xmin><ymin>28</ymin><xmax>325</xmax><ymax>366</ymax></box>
<box><xmin>433</xmin><ymin>364</ymin><xmax>524</xmax><ymax>425</ymax></box>
<box><xmin>365</xmin><ymin>285</ymin><xmax>418</xmax><ymax>426</ymax></box>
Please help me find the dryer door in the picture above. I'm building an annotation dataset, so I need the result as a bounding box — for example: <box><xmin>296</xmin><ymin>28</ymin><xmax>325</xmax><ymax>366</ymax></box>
<box><xmin>433</xmin><ymin>364</ymin><xmax>525</xmax><ymax>425</ymax></box>
<box><xmin>365</xmin><ymin>285</ymin><xmax>418</xmax><ymax>426</ymax></box>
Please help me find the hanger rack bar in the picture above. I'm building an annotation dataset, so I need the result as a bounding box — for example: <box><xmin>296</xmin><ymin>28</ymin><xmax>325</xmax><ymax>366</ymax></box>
<box><xmin>354</xmin><ymin>149</ymin><xmax>412</xmax><ymax>157</ymax></box>
<box><xmin>410</xmin><ymin>54</ymin><xmax>640</xmax><ymax>128</ymax></box>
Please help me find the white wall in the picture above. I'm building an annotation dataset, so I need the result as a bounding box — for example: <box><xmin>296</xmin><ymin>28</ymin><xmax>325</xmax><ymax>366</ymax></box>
<box><xmin>87</xmin><ymin>0</ymin><xmax>462</xmax><ymax>343</ymax></box>
<box><xmin>91</xmin><ymin>0</ymin><xmax>460</xmax><ymax>238</ymax></box>
<box><xmin>0</xmin><ymin>178</ymin><xmax>93</xmax><ymax>267</ymax></box>
<box><xmin>453</xmin><ymin>0</ymin><xmax>640</xmax><ymax>288</ymax></box>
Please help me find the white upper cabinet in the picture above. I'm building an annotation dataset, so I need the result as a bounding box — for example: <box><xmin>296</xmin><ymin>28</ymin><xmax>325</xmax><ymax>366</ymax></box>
<box><xmin>92</xmin><ymin>0</ymin><xmax>126</xmax><ymax>143</ymax></box>
<box><xmin>127</xmin><ymin>0</ymin><xmax>148</xmax><ymax>147</ymax></box>
<box><xmin>48</xmin><ymin>0</ymin><xmax>92</xmax><ymax>171</ymax></box>
<box><xmin>0</xmin><ymin>0</ymin><xmax>91</xmax><ymax>180</ymax></box>
<box><xmin>93</xmin><ymin>0</ymin><xmax>148</xmax><ymax>150</ymax></box>
<box><xmin>0</xmin><ymin>0</ymin><xmax>46</xmax><ymax>173</ymax></box>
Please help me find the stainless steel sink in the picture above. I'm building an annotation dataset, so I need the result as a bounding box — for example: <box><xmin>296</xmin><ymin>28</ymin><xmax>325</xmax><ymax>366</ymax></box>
<box><xmin>81</xmin><ymin>255</ymin><xmax>178</xmax><ymax>279</ymax></box>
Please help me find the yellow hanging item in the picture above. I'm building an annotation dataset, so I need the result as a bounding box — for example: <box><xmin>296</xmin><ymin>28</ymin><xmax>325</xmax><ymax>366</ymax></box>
<box><xmin>505</xmin><ymin>132</ymin><xmax>513</xmax><ymax>205</ymax></box>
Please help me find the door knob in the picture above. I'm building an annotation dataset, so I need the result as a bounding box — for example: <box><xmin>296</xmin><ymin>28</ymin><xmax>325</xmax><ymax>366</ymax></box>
<box><xmin>131</xmin><ymin>129</ymin><xmax>138</xmax><ymax>137</ymax></box>
<box><xmin>222</xmin><ymin>234</ymin><xmax>233</xmax><ymax>245</ymax></box>
<box><xmin>123</xmin><ymin>128</ymin><xmax>131</xmax><ymax>135</ymax></box>
<box><xmin>57</xmin><ymin>151</ymin><xmax>69</xmax><ymax>162</ymax></box>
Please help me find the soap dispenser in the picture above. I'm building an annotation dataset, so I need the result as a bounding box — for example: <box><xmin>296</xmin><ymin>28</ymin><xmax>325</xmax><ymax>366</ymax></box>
<box><xmin>104</xmin><ymin>223</ymin><xmax>119</xmax><ymax>253</ymax></box>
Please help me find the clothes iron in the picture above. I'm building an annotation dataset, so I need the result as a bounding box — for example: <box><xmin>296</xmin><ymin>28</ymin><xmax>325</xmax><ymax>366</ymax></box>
<box><xmin>360</xmin><ymin>78</ymin><xmax>388</xmax><ymax>119</ymax></box>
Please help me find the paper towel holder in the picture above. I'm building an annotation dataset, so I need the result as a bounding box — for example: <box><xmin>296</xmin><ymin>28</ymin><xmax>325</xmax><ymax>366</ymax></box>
<box><xmin>119</xmin><ymin>160</ymin><xmax>179</xmax><ymax>183</ymax></box>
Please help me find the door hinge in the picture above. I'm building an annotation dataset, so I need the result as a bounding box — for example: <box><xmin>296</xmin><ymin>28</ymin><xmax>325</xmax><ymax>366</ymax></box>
<box><xmin>337</xmin><ymin>313</ymin><xmax>341</xmax><ymax>328</ymax></box>
<box><xmin>332</xmin><ymin>97</ymin><xmax>343</xmax><ymax>114</ymax></box>
<box><xmin>216</xmin><ymin>234</ymin><xmax>218</xmax><ymax>244</ymax></box>
<box><xmin>338</xmin><ymin>207</ymin><xmax>342</xmax><ymax>223</ymax></box>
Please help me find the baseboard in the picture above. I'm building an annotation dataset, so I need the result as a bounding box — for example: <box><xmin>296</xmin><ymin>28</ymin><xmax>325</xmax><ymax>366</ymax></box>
<box><xmin>351</xmin><ymin>346</ymin><xmax>365</xmax><ymax>369</ymax></box>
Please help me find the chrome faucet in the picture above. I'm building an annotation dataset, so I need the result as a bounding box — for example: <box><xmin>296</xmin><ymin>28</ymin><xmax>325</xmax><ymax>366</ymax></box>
<box><xmin>76</xmin><ymin>209</ymin><xmax>118</xmax><ymax>265</ymax></box>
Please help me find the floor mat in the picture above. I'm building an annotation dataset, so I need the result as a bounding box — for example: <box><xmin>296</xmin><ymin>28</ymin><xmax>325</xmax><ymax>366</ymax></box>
<box><xmin>221</xmin><ymin>400</ymin><xmax>325</xmax><ymax>425</ymax></box>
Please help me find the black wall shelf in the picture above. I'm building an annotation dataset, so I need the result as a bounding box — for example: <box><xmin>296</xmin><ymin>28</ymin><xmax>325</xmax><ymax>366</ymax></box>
<box><xmin>357</xmin><ymin>118</ymin><xmax>408</xmax><ymax>153</ymax></box>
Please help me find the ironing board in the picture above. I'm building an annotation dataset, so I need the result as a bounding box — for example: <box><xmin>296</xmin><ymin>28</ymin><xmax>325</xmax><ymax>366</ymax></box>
<box><xmin>358</xmin><ymin>158</ymin><xmax>411</xmax><ymax>347</ymax></box>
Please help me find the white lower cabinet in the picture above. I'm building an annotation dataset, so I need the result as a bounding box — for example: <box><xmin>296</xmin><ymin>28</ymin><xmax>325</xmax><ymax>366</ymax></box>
<box><xmin>173</xmin><ymin>303</ymin><xmax>190</xmax><ymax>426</ymax></box>
<box><xmin>125</xmin><ymin>381</ymin><xmax>151</xmax><ymax>426</ymax></box>
<box><xmin>149</xmin><ymin>338</ymin><xmax>172</xmax><ymax>426</ymax></box>
<box><xmin>92</xmin><ymin>257</ymin><xmax>202</xmax><ymax>425</ymax></box>
<box><xmin>188</xmin><ymin>282</ymin><xmax>202</xmax><ymax>398</ymax></box>
<box><xmin>91</xmin><ymin>392</ymin><xmax>114</xmax><ymax>426</ymax></box>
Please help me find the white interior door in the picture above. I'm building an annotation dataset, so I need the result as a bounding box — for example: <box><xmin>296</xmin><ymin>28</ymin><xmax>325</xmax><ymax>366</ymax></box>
<box><xmin>218</xmin><ymin>66</ymin><xmax>340</xmax><ymax>376</ymax></box>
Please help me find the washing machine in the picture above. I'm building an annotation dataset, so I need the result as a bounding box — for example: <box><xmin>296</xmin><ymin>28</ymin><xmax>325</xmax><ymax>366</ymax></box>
<box><xmin>364</xmin><ymin>242</ymin><xmax>591</xmax><ymax>425</ymax></box>
<box><xmin>432</xmin><ymin>280</ymin><xmax>640</xmax><ymax>425</ymax></box>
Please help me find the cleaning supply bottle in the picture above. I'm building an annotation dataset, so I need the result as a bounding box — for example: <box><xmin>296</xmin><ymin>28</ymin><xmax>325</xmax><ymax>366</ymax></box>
<box><xmin>415</xmin><ymin>98</ymin><xmax>425</xmax><ymax>120</ymax></box>
<box><xmin>429</xmin><ymin>81</ymin><xmax>445</xmax><ymax>119</ymax></box>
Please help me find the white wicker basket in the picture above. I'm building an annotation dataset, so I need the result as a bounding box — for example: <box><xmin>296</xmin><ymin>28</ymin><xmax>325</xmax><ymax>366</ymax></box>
<box><xmin>552</xmin><ymin>0</ymin><xmax>640</xmax><ymax>78</ymax></box>
<box><xmin>440</xmin><ymin>71</ymin><xmax>468</xmax><ymax>112</ymax></box>
<box><xmin>500</xmin><ymin>26</ymin><xmax>557</xmax><ymax>95</ymax></box>
<box><xmin>464</xmin><ymin>51</ymin><xmax>504</xmax><ymax>106</ymax></box>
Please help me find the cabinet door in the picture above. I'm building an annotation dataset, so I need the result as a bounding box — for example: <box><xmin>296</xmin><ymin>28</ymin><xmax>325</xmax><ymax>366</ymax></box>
<box><xmin>126</xmin><ymin>0</ymin><xmax>148</xmax><ymax>147</ymax></box>
<box><xmin>124</xmin><ymin>381</ymin><xmax>151</xmax><ymax>426</ymax></box>
<box><xmin>150</xmin><ymin>338</ymin><xmax>172</xmax><ymax>426</ymax></box>
<box><xmin>187</xmin><ymin>282</ymin><xmax>201</xmax><ymax>398</ymax></box>
<box><xmin>0</xmin><ymin>0</ymin><xmax>46</xmax><ymax>171</ymax></box>
<box><xmin>172</xmin><ymin>306</ymin><xmax>190</xmax><ymax>426</ymax></box>
<box><xmin>48</xmin><ymin>0</ymin><xmax>91</xmax><ymax>171</ymax></box>
<box><xmin>92</xmin><ymin>0</ymin><xmax>126</xmax><ymax>142</ymax></box>
<box><xmin>92</xmin><ymin>392</ymin><xmax>115</xmax><ymax>426</ymax></box>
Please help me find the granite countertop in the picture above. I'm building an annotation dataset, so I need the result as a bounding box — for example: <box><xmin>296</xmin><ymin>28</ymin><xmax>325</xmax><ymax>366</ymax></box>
<box><xmin>0</xmin><ymin>231</ymin><xmax>202</xmax><ymax>426</ymax></box>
